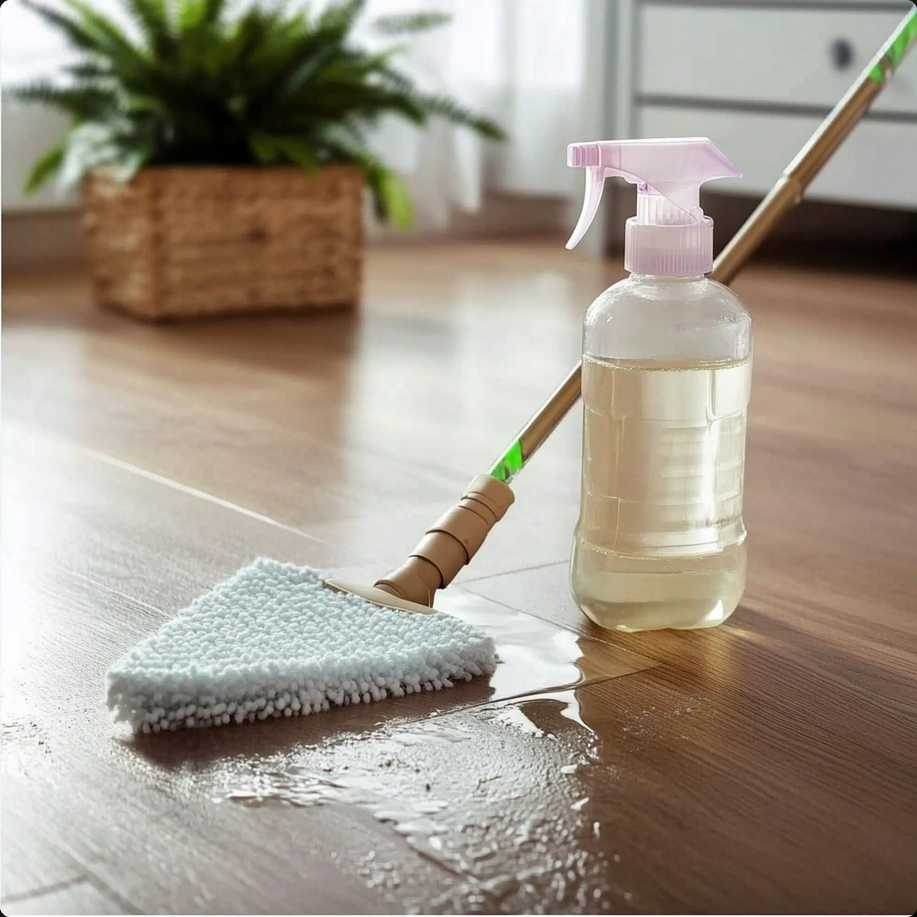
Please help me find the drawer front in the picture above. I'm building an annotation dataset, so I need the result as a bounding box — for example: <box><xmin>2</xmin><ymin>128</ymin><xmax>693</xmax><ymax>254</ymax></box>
<box><xmin>638</xmin><ymin>4</ymin><xmax>917</xmax><ymax>116</ymax></box>
<box><xmin>637</xmin><ymin>105</ymin><xmax>917</xmax><ymax>209</ymax></box>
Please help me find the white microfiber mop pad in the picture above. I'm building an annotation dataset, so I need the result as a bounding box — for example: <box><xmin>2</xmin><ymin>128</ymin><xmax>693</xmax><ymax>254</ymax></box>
<box><xmin>107</xmin><ymin>558</ymin><xmax>496</xmax><ymax>734</ymax></box>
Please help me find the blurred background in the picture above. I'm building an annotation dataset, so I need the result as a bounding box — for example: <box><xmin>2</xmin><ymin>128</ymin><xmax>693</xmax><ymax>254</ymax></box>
<box><xmin>3</xmin><ymin>0</ymin><xmax>917</xmax><ymax>272</ymax></box>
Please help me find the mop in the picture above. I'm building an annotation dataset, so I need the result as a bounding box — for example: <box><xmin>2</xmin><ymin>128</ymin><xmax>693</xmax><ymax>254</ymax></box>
<box><xmin>108</xmin><ymin>11</ymin><xmax>917</xmax><ymax>732</ymax></box>
<box><xmin>108</xmin><ymin>559</ymin><xmax>496</xmax><ymax>733</ymax></box>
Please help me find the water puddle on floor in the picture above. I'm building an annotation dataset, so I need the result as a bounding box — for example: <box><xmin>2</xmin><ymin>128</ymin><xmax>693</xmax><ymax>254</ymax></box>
<box><xmin>388</xmin><ymin>722</ymin><xmax>473</xmax><ymax>747</ymax></box>
<box><xmin>195</xmin><ymin>585</ymin><xmax>658</xmax><ymax>912</ymax></box>
<box><xmin>227</xmin><ymin>769</ymin><xmax>454</xmax><ymax>863</ymax></box>
<box><xmin>216</xmin><ymin>683</ymin><xmax>631</xmax><ymax>913</ymax></box>
<box><xmin>432</xmin><ymin>590</ymin><xmax>651</xmax><ymax>700</ymax></box>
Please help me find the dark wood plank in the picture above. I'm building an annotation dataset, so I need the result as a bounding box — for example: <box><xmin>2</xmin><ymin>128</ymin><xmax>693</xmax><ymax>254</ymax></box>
<box><xmin>569</xmin><ymin>672</ymin><xmax>917</xmax><ymax>915</ymax></box>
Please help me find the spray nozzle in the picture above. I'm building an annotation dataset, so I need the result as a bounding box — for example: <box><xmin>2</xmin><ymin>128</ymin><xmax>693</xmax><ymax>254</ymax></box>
<box><xmin>566</xmin><ymin>138</ymin><xmax>741</xmax><ymax>274</ymax></box>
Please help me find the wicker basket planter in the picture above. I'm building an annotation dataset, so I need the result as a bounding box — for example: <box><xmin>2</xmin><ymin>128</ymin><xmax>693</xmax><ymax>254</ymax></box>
<box><xmin>82</xmin><ymin>164</ymin><xmax>364</xmax><ymax>321</ymax></box>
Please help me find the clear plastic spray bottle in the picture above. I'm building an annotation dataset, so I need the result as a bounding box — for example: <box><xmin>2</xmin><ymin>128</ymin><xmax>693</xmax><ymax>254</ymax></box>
<box><xmin>567</xmin><ymin>138</ymin><xmax>752</xmax><ymax>632</ymax></box>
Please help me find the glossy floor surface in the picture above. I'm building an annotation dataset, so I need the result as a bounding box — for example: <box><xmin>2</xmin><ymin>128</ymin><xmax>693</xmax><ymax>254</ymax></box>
<box><xmin>2</xmin><ymin>240</ymin><xmax>916</xmax><ymax>914</ymax></box>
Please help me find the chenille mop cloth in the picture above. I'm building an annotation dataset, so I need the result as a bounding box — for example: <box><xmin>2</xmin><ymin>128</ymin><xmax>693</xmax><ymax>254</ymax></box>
<box><xmin>107</xmin><ymin>557</ymin><xmax>496</xmax><ymax>733</ymax></box>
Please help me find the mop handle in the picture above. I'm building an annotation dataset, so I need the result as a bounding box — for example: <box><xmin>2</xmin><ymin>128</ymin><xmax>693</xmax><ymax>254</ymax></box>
<box><xmin>488</xmin><ymin>6</ymin><xmax>917</xmax><ymax>485</ymax></box>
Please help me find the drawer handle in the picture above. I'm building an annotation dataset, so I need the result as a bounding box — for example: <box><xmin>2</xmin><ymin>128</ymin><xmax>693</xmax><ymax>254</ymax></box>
<box><xmin>830</xmin><ymin>38</ymin><xmax>855</xmax><ymax>71</ymax></box>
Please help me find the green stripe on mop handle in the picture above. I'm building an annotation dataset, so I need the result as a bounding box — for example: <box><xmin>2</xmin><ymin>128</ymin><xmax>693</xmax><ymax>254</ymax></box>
<box><xmin>869</xmin><ymin>6</ymin><xmax>917</xmax><ymax>83</ymax></box>
<box><xmin>489</xmin><ymin>438</ymin><xmax>524</xmax><ymax>483</ymax></box>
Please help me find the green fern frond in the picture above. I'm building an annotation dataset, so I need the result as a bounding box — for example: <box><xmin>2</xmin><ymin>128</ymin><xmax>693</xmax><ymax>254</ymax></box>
<box><xmin>56</xmin><ymin>0</ymin><xmax>150</xmax><ymax>73</ymax></box>
<box><xmin>372</xmin><ymin>12</ymin><xmax>451</xmax><ymax>36</ymax></box>
<box><xmin>373</xmin><ymin>58</ymin><xmax>416</xmax><ymax>95</ymax></box>
<box><xmin>10</xmin><ymin>80</ymin><xmax>113</xmax><ymax>118</ymax></box>
<box><xmin>20</xmin><ymin>0</ymin><xmax>111</xmax><ymax>56</ymax></box>
<box><xmin>249</xmin><ymin>131</ymin><xmax>320</xmax><ymax>171</ymax></box>
<box><xmin>314</xmin><ymin>48</ymin><xmax>413</xmax><ymax>92</ymax></box>
<box><xmin>277</xmin><ymin>43</ymin><xmax>343</xmax><ymax>99</ymax></box>
<box><xmin>63</xmin><ymin>62</ymin><xmax>114</xmax><ymax>80</ymax></box>
<box><xmin>56</xmin><ymin>121</ymin><xmax>135</xmax><ymax>189</ymax></box>
<box><xmin>24</xmin><ymin>142</ymin><xmax>67</xmax><ymax>194</ymax></box>
<box><xmin>223</xmin><ymin>6</ymin><xmax>274</xmax><ymax>70</ymax></box>
<box><xmin>317</xmin><ymin>0</ymin><xmax>366</xmax><ymax>33</ymax></box>
<box><xmin>124</xmin><ymin>0</ymin><xmax>173</xmax><ymax>55</ymax></box>
<box><xmin>375</xmin><ymin>169</ymin><xmax>414</xmax><ymax>228</ymax></box>
<box><xmin>411</xmin><ymin>93</ymin><xmax>506</xmax><ymax>140</ymax></box>
<box><xmin>12</xmin><ymin>0</ymin><xmax>504</xmax><ymax>224</ymax></box>
<box><xmin>176</xmin><ymin>0</ymin><xmax>225</xmax><ymax>33</ymax></box>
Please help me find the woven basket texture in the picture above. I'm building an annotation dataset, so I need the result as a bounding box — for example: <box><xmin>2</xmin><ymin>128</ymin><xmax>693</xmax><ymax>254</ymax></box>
<box><xmin>82</xmin><ymin>165</ymin><xmax>364</xmax><ymax>320</ymax></box>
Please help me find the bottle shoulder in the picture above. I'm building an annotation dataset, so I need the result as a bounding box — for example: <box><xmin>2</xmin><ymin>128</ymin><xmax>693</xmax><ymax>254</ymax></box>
<box><xmin>584</xmin><ymin>275</ymin><xmax>752</xmax><ymax>361</ymax></box>
<box><xmin>588</xmin><ymin>275</ymin><xmax>750</xmax><ymax>314</ymax></box>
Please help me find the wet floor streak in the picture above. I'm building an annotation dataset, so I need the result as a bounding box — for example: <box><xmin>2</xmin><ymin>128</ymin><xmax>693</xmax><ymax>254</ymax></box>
<box><xmin>213</xmin><ymin>687</ymin><xmax>640</xmax><ymax>914</ymax></box>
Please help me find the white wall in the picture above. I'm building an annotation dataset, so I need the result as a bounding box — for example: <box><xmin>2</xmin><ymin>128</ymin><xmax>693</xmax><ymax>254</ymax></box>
<box><xmin>3</xmin><ymin>101</ymin><xmax>78</xmax><ymax>211</ymax></box>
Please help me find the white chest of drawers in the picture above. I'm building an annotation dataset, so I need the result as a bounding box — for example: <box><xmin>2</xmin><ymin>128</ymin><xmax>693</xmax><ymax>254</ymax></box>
<box><xmin>619</xmin><ymin>0</ymin><xmax>917</xmax><ymax>212</ymax></box>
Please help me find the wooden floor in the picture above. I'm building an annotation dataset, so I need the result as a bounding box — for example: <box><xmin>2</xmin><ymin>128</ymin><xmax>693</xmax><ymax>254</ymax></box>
<box><xmin>2</xmin><ymin>239</ymin><xmax>916</xmax><ymax>915</ymax></box>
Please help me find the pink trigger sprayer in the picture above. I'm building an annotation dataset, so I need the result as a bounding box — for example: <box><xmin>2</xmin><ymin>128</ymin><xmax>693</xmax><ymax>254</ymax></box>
<box><xmin>565</xmin><ymin>137</ymin><xmax>741</xmax><ymax>262</ymax></box>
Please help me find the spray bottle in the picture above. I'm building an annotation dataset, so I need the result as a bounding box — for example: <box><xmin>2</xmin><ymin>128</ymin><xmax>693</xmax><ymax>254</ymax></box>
<box><xmin>566</xmin><ymin>138</ymin><xmax>752</xmax><ymax>632</ymax></box>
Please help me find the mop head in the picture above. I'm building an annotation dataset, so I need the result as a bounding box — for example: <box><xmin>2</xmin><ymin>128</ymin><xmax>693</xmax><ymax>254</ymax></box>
<box><xmin>107</xmin><ymin>558</ymin><xmax>496</xmax><ymax>734</ymax></box>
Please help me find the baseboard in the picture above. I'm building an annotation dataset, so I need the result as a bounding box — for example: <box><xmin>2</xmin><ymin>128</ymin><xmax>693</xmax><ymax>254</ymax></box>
<box><xmin>3</xmin><ymin>209</ymin><xmax>85</xmax><ymax>271</ymax></box>
<box><xmin>706</xmin><ymin>193</ymin><xmax>917</xmax><ymax>250</ymax></box>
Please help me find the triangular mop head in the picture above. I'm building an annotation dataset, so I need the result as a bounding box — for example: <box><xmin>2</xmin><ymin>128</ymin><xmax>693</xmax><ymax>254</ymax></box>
<box><xmin>107</xmin><ymin>558</ymin><xmax>496</xmax><ymax>733</ymax></box>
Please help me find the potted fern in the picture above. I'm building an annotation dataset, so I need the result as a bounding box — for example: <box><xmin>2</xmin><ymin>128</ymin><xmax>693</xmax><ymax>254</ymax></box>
<box><xmin>11</xmin><ymin>0</ymin><xmax>504</xmax><ymax>320</ymax></box>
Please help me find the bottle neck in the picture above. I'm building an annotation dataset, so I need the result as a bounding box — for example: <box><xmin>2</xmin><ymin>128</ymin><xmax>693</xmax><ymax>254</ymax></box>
<box><xmin>629</xmin><ymin>273</ymin><xmax>706</xmax><ymax>284</ymax></box>
<box><xmin>624</xmin><ymin>215</ymin><xmax>714</xmax><ymax>276</ymax></box>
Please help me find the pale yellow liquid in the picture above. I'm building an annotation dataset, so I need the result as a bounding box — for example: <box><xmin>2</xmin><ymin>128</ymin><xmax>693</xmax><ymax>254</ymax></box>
<box><xmin>571</xmin><ymin>355</ymin><xmax>751</xmax><ymax>631</ymax></box>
